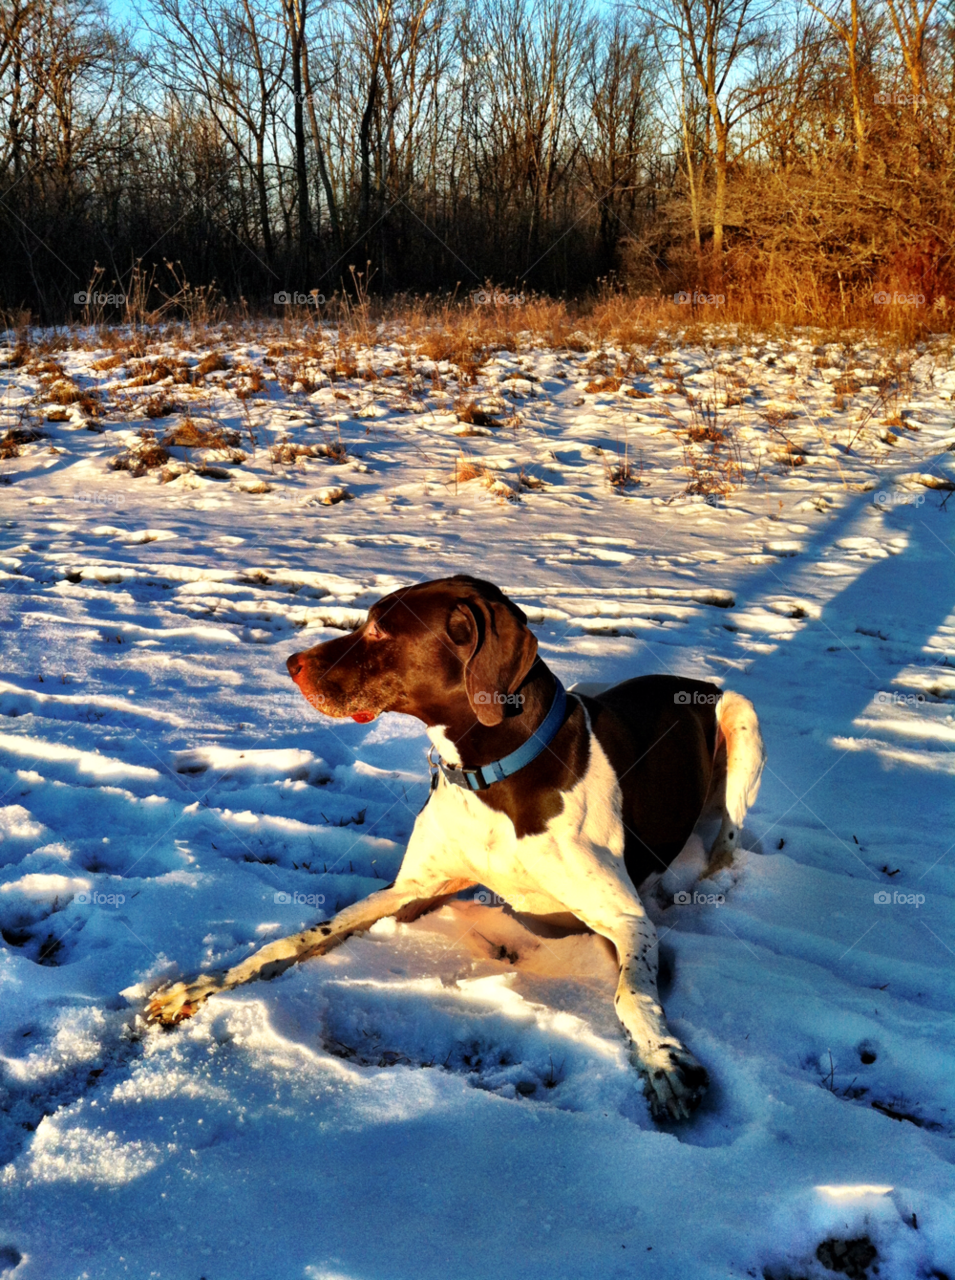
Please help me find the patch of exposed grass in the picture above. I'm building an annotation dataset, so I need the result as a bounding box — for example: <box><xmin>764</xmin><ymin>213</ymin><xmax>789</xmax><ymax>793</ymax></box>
<box><xmin>234</xmin><ymin>366</ymin><xmax>265</xmax><ymax>399</ymax></box>
<box><xmin>687</xmin><ymin>424</ymin><xmax>726</xmax><ymax>444</ymax></box>
<box><xmin>0</xmin><ymin>427</ymin><xmax>45</xmax><ymax>458</ymax></box>
<box><xmin>584</xmin><ymin>376</ymin><xmax>622</xmax><ymax>394</ymax></box>
<box><xmin>270</xmin><ymin>438</ymin><xmax>345</xmax><ymax>465</ymax></box>
<box><xmin>142</xmin><ymin>393</ymin><xmax>182</xmax><ymax>419</ymax></box>
<box><xmin>127</xmin><ymin>358</ymin><xmax>193</xmax><ymax>387</ymax></box>
<box><xmin>90</xmin><ymin>353</ymin><xmax>125</xmax><ymax>372</ymax></box>
<box><xmin>160</xmin><ymin>418</ymin><xmax>241</xmax><ymax>450</ymax></box>
<box><xmin>196</xmin><ymin>352</ymin><xmax>230</xmax><ymax>375</ymax></box>
<box><xmin>455</xmin><ymin>400</ymin><xmax>501</xmax><ymax>428</ymax></box>
<box><xmin>110</xmin><ymin>430</ymin><xmax>170</xmax><ymax>475</ymax></box>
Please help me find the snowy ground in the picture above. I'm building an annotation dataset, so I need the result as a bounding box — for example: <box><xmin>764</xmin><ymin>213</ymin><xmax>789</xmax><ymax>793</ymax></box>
<box><xmin>0</xmin><ymin>322</ymin><xmax>953</xmax><ymax>1279</ymax></box>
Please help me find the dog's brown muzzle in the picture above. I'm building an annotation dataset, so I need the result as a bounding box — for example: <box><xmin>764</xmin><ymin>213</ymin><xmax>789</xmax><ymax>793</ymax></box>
<box><xmin>286</xmin><ymin>641</ymin><xmax>378</xmax><ymax>723</ymax></box>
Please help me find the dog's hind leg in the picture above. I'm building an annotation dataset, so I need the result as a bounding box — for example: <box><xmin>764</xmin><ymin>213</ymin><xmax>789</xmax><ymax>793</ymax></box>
<box><xmin>703</xmin><ymin>691</ymin><xmax>765</xmax><ymax>876</ymax></box>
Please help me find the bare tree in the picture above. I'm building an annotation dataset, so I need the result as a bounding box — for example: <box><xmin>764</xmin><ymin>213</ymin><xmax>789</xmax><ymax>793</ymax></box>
<box><xmin>644</xmin><ymin>0</ymin><xmax>774</xmax><ymax>256</ymax></box>
<box><xmin>146</xmin><ymin>0</ymin><xmax>288</xmax><ymax>266</ymax></box>
<box><xmin>802</xmin><ymin>0</ymin><xmax>870</xmax><ymax>166</ymax></box>
<box><xmin>578</xmin><ymin>10</ymin><xmax>658</xmax><ymax>270</ymax></box>
<box><xmin>883</xmin><ymin>0</ymin><xmax>939</xmax><ymax>107</ymax></box>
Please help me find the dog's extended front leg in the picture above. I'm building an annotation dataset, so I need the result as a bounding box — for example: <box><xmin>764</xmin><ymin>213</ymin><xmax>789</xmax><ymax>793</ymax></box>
<box><xmin>146</xmin><ymin>874</ymin><xmax>473</xmax><ymax>1026</ymax></box>
<box><xmin>606</xmin><ymin>911</ymin><xmax>709</xmax><ymax>1122</ymax></box>
<box><xmin>564</xmin><ymin>866</ymin><xmax>708</xmax><ymax>1121</ymax></box>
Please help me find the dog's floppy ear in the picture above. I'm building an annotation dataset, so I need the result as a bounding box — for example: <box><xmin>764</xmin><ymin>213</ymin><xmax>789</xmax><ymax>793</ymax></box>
<box><xmin>448</xmin><ymin>591</ymin><xmax>538</xmax><ymax>727</ymax></box>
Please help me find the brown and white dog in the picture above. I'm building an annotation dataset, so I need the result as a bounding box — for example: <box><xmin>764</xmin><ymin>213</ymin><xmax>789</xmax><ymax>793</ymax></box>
<box><xmin>147</xmin><ymin>575</ymin><xmax>765</xmax><ymax>1121</ymax></box>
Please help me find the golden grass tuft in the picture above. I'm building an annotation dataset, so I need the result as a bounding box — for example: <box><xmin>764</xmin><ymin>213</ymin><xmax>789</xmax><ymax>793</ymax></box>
<box><xmin>161</xmin><ymin>418</ymin><xmax>240</xmax><ymax>450</ymax></box>
<box><xmin>234</xmin><ymin>366</ymin><xmax>265</xmax><ymax>399</ymax></box>
<box><xmin>687</xmin><ymin>424</ymin><xmax>726</xmax><ymax>444</ymax></box>
<box><xmin>454</xmin><ymin>400</ymin><xmax>501</xmax><ymax>427</ymax></box>
<box><xmin>47</xmin><ymin>379</ymin><xmax>83</xmax><ymax>404</ymax></box>
<box><xmin>196</xmin><ymin>352</ymin><xmax>229</xmax><ymax>376</ymax></box>
<box><xmin>270</xmin><ymin>438</ymin><xmax>346</xmax><ymax>465</ymax></box>
<box><xmin>142</xmin><ymin>393</ymin><xmax>181</xmax><ymax>419</ymax></box>
<box><xmin>110</xmin><ymin>429</ymin><xmax>170</xmax><ymax>475</ymax></box>
<box><xmin>127</xmin><ymin>358</ymin><xmax>192</xmax><ymax>387</ymax></box>
<box><xmin>0</xmin><ymin>341</ymin><xmax>30</xmax><ymax>368</ymax></box>
<box><xmin>453</xmin><ymin>455</ymin><xmax>487</xmax><ymax>484</ymax></box>
<box><xmin>90</xmin><ymin>353</ymin><xmax>125</xmax><ymax>372</ymax></box>
<box><xmin>1</xmin><ymin>427</ymin><xmax>45</xmax><ymax>458</ymax></box>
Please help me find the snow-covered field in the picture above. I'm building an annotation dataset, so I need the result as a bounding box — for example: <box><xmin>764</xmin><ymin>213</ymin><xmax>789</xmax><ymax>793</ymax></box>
<box><xmin>0</xmin><ymin>323</ymin><xmax>953</xmax><ymax>1279</ymax></box>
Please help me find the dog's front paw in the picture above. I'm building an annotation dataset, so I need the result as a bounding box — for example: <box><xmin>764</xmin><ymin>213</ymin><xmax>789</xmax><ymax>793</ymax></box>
<box><xmin>631</xmin><ymin>1041</ymin><xmax>709</xmax><ymax>1122</ymax></box>
<box><xmin>146</xmin><ymin>974</ymin><xmax>222</xmax><ymax>1026</ymax></box>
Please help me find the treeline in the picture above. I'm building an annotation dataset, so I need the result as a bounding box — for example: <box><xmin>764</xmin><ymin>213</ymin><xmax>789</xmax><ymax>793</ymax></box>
<box><xmin>0</xmin><ymin>0</ymin><xmax>952</xmax><ymax>321</ymax></box>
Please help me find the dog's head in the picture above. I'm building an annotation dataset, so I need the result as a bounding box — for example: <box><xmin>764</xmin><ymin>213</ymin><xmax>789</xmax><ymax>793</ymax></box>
<box><xmin>286</xmin><ymin>575</ymin><xmax>538</xmax><ymax>728</ymax></box>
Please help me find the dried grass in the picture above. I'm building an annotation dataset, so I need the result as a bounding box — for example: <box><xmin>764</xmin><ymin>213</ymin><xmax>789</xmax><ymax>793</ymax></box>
<box><xmin>142</xmin><ymin>393</ymin><xmax>182</xmax><ymax>419</ymax></box>
<box><xmin>455</xmin><ymin>400</ymin><xmax>502</xmax><ymax>427</ymax></box>
<box><xmin>0</xmin><ymin>341</ymin><xmax>30</xmax><ymax>368</ymax></box>
<box><xmin>270</xmin><ymin>439</ymin><xmax>346</xmax><ymax>465</ymax></box>
<box><xmin>127</xmin><ymin>358</ymin><xmax>192</xmax><ymax>387</ymax></box>
<box><xmin>234</xmin><ymin>366</ymin><xmax>265</xmax><ymax>399</ymax></box>
<box><xmin>454</xmin><ymin>455</ymin><xmax>487</xmax><ymax>484</ymax></box>
<box><xmin>161</xmin><ymin>419</ymin><xmax>241</xmax><ymax>450</ymax></box>
<box><xmin>0</xmin><ymin>427</ymin><xmax>45</xmax><ymax>458</ymax></box>
<box><xmin>110</xmin><ymin>430</ymin><xmax>170</xmax><ymax>475</ymax></box>
<box><xmin>196</xmin><ymin>352</ymin><xmax>230</xmax><ymax>376</ymax></box>
<box><xmin>47</xmin><ymin>379</ymin><xmax>83</xmax><ymax>404</ymax></box>
<box><xmin>687</xmin><ymin>424</ymin><xmax>726</xmax><ymax>444</ymax></box>
<box><xmin>773</xmin><ymin>442</ymin><xmax>808</xmax><ymax>467</ymax></box>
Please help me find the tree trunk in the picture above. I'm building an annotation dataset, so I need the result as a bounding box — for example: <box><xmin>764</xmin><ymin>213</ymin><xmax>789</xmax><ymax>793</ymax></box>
<box><xmin>287</xmin><ymin>0</ymin><xmax>310</xmax><ymax>276</ymax></box>
<box><xmin>301</xmin><ymin>34</ymin><xmax>342</xmax><ymax>246</ymax></box>
<box><xmin>712</xmin><ymin>116</ymin><xmax>727</xmax><ymax>258</ymax></box>
<box><xmin>359</xmin><ymin>69</ymin><xmax>378</xmax><ymax>238</ymax></box>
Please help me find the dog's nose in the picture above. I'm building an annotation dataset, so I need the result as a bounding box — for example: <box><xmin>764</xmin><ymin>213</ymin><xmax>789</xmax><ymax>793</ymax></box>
<box><xmin>287</xmin><ymin>653</ymin><xmax>303</xmax><ymax>680</ymax></box>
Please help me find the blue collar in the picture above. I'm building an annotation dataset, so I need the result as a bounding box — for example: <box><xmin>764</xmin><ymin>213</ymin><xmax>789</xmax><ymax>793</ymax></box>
<box><xmin>436</xmin><ymin>678</ymin><xmax>570</xmax><ymax>791</ymax></box>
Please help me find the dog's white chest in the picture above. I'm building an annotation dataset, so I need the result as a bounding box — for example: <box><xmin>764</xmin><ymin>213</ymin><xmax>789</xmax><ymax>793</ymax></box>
<box><xmin>411</xmin><ymin>729</ymin><xmax>628</xmax><ymax>916</ymax></box>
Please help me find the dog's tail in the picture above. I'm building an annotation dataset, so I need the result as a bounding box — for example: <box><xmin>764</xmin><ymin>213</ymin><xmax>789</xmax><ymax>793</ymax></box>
<box><xmin>714</xmin><ymin>691</ymin><xmax>766</xmax><ymax>828</ymax></box>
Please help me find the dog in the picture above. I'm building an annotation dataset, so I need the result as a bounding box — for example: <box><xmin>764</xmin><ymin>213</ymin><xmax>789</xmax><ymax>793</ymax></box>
<box><xmin>147</xmin><ymin>575</ymin><xmax>765</xmax><ymax>1121</ymax></box>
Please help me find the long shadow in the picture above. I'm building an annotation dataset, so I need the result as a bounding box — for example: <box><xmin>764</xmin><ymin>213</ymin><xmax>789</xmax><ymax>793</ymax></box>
<box><xmin>702</xmin><ymin>492</ymin><xmax>955</xmax><ymax>988</ymax></box>
<box><xmin>733</xmin><ymin>493</ymin><xmax>952</xmax><ymax>830</ymax></box>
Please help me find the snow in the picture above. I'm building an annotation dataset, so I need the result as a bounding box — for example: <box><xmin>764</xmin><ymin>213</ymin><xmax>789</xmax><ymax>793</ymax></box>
<box><xmin>0</xmin><ymin>323</ymin><xmax>953</xmax><ymax>1278</ymax></box>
